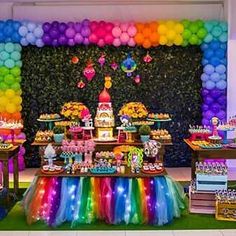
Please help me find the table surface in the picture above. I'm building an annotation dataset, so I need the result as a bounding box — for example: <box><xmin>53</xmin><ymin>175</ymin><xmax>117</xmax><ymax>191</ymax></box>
<box><xmin>0</xmin><ymin>146</ymin><xmax>20</xmax><ymax>158</ymax></box>
<box><xmin>184</xmin><ymin>139</ymin><xmax>236</xmax><ymax>152</ymax></box>
<box><xmin>36</xmin><ymin>168</ymin><xmax>167</xmax><ymax>178</ymax></box>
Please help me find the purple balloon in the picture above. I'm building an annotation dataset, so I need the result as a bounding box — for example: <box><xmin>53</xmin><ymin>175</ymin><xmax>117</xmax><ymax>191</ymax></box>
<box><xmin>202</xmin><ymin>104</ymin><xmax>209</xmax><ymax>112</ymax></box>
<box><xmin>74</xmin><ymin>33</ymin><xmax>83</xmax><ymax>44</ymax></box>
<box><xmin>52</xmin><ymin>21</ymin><xmax>59</xmax><ymax>28</ymax></box>
<box><xmin>65</xmin><ymin>27</ymin><xmax>76</xmax><ymax>38</ymax></box>
<box><xmin>201</xmin><ymin>88</ymin><xmax>210</xmax><ymax>97</ymax></box>
<box><xmin>82</xmin><ymin>19</ymin><xmax>90</xmax><ymax>26</ymax></box>
<box><xmin>218</xmin><ymin>95</ymin><xmax>227</xmax><ymax>106</ymax></box>
<box><xmin>68</xmin><ymin>38</ymin><xmax>75</xmax><ymax>46</ymax></box>
<box><xmin>202</xmin><ymin>118</ymin><xmax>210</xmax><ymax>126</ymax></box>
<box><xmin>49</xmin><ymin>28</ymin><xmax>60</xmax><ymax>39</ymax></box>
<box><xmin>211</xmin><ymin>103</ymin><xmax>221</xmax><ymax>113</ymax></box>
<box><xmin>216</xmin><ymin>110</ymin><xmax>226</xmax><ymax>119</ymax></box>
<box><xmin>204</xmin><ymin>95</ymin><xmax>214</xmax><ymax>105</ymax></box>
<box><xmin>59</xmin><ymin>23</ymin><xmax>68</xmax><ymax>33</ymax></box>
<box><xmin>67</xmin><ymin>22</ymin><xmax>75</xmax><ymax>28</ymax></box>
<box><xmin>210</xmin><ymin>89</ymin><xmax>222</xmax><ymax>99</ymax></box>
<box><xmin>201</xmin><ymin>73</ymin><xmax>209</xmax><ymax>82</ymax></box>
<box><xmin>81</xmin><ymin>27</ymin><xmax>91</xmax><ymax>37</ymax></box>
<box><xmin>74</xmin><ymin>22</ymin><xmax>82</xmax><ymax>32</ymax></box>
<box><xmin>83</xmin><ymin>37</ymin><xmax>90</xmax><ymax>45</ymax></box>
<box><xmin>42</xmin><ymin>22</ymin><xmax>51</xmax><ymax>33</ymax></box>
<box><xmin>42</xmin><ymin>34</ymin><xmax>52</xmax><ymax>44</ymax></box>
<box><xmin>52</xmin><ymin>39</ymin><xmax>59</xmax><ymax>47</ymax></box>
<box><xmin>205</xmin><ymin>110</ymin><xmax>215</xmax><ymax>119</ymax></box>
<box><xmin>58</xmin><ymin>35</ymin><xmax>68</xmax><ymax>45</ymax></box>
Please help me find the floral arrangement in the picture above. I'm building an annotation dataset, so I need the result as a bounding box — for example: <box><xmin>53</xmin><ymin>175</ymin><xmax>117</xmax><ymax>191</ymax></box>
<box><xmin>61</xmin><ymin>102</ymin><xmax>90</xmax><ymax>121</ymax></box>
<box><xmin>118</xmin><ymin>102</ymin><xmax>148</xmax><ymax>119</ymax></box>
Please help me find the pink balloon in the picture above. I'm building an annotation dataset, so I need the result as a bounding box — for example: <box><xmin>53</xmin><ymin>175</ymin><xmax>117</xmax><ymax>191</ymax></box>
<box><xmin>113</xmin><ymin>38</ymin><xmax>121</xmax><ymax>47</ymax></box>
<box><xmin>96</xmin><ymin>28</ymin><xmax>106</xmax><ymax>39</ymax></box>
<box><xmin>74</xmin><ymin>33</ymin><xmax>83</xmax><ymax>44</ymax></box>
<box><xmin>68</xmin><ymin>38</ymin><xmax>75</xmax><ymax>46</ymax></box>
<box><xmin>113</xmin><ymin>21</ymin><xmax>120</xmax><ymax>26</ymax></box>
<box><xmin>104</xmin><ymin>33</ymin><xmax>114</xmax><ymax>44</ymax></box>
<box><xmin>127</xmin><ymin>25</ymin><xmax>137</xmax><ymax>37</ymax></box>
<box><xmin>90</xmin><ymin>21</ymin><xmax>98</xmax><ymax>31</ymax></box>
<box><xmin>120</xmin><ymin>23</ymin><xmax>129</xmax><ymax>32</ymax></box>
<box><xmin>105</xmin><ymin>22</ymin><xmax>114</xmax><ymax>32</ymax></box>
<box><xmin>112</xmin><ymin>26</ymin><xmax>122</xmax><ymax>38</ymax></box>
<box><xmin>120</xmin><ymin>32</ymin><xmax>129</xmax><ymax>44</ymax></box>
<box><xmin>97</xmin><ymin>38</ymin><xmax>105</xmax><ymax>47</ymax></box>
<box><xmin>128</xmin><ymin>37</ymin><xmax>136</xmax><ymax>47</ymax></box>
<box><xmin>99</xmin><ymin>21</ymin><xmax>106</xmax><ymax>27</ymax></box>
<box><xmin>89</xmin><ymin>33</ymin><xmax>98</xmax><ymax>43</ymax></box>
<box><xmin>65</xmin><ymin>27</ymin><xmax>76</xmax><ymax>38</ymax></box>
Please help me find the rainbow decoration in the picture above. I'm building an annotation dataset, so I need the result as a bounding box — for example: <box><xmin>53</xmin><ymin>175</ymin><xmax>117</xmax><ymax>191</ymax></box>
<box><xmin>22</xmin><ymin>176</ymin><xmax>185</xmax><ymax>227</ymax></box>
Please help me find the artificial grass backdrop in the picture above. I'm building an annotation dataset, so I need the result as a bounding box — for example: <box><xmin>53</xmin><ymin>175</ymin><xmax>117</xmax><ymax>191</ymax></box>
<box><xmin>21</xmin><ymin>45</ymin><xmax>202</xmax><ymax>168</ymax></box>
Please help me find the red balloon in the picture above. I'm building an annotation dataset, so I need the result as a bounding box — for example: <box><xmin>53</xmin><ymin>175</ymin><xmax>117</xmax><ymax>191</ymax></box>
<box><xmin>104</xmin><ymin>33</ymin><xmax>113</xmax><ymax>44</ymax></box>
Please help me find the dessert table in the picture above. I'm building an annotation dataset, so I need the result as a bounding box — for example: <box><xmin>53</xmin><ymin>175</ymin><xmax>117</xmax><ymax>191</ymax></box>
<box><xmin>184</xmin><ymin>139</ymin><xmax>236</xmax><ymax>179</ymax></box>
<box><xmin>0</xmin><ymin>145</ymin><xmax>20</xmax><ymax>202</ymax></box>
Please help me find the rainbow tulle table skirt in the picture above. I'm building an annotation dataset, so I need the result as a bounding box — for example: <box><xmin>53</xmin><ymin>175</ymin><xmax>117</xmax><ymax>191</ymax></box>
<box><xmin>22</xmin><ymin>176</ymin><xmax>185</xmax><ymax>227</ymax></box>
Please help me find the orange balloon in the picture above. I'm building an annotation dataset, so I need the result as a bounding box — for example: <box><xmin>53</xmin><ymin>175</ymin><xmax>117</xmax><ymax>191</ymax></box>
<box><xmin>150</xmin><ymin>22</ymin><xmax>158</xmax><ymax>31</ymax></box>
<box><xmin>142</xmin><ymin>27</ymin><xmax>152</xmax><ymax>38</ymax></box>
<box><xmin>12</xmin><ymin>112</ymin><xmax>21</xmax><ymax>120</ymax></box>
<box><xmin>135</xmin><ymin>23</ymin><xmax>144</xmax><ymax>32</ymax></box>
<box><xmin>134</xmin><ymin>33</ymin><xmax>144</xmax><ymax>45</ymax></box>
<box><xmin>142</xmin><ymin>39</ymin><xmax>151</xmax><ymax>49</ymax></box>
<box><xmin>150</xmin><ymin>32</ymin><xmax>159</xmax><ymax>44</ymax></box>
<box><xmin>0</xmin><ymin>112</ymin><xmax>11</xmax><ymax>120</ymax></box>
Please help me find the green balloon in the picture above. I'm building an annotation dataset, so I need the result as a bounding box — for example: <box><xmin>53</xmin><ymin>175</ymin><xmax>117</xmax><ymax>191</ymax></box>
<box><xmin>4</xmin><ymin>74</ymin><xmax>15</xmax><ymax>85</ymax></box>
<box><xmin>0</xmin><ymin>67</ymin><xmax>9</xmax><ymax>76</ymax></box>
<box><xmin>0</xmin><ymin>82</ymin><xmax>8</xmax><ymax>90</ymax></box>
<box><xmin>10</xmin><ymin>51</ymin><xmax>21</xmax><ymax>61</ymax></box>
<box><xmin>11</xmin><ymin>82</ymin><xmax>20</xmax><ymax>91</ymax></box>
<box><xmin>189</xmin><ymin>23</ymin><xmax>199</xmax><ymax>33</ymax></box>
<box><xmin>4</xmin><ymin>42</ymin><xmax>14</xmax><ymax>53</ymax></box>
<box><xmin>14</xmin><ymin>44</ymin><xmax>22</xmax><ymax>52</ymax></box>
<box><xmin>11</xmin><ymin>67</ymin><xmax>21</xmax><ymax>76</ymax></box>
<box><xmin>181</xmin><ymin>19</ymin><xmax>190</xmax><ymax>28</ymax></box>
<box><xmin>197</xmin><ymin>28</ymin><xmax>207</xmax><ymax>39</ymax></box>
<box><xmin>189</xmin><ymin>34</ymin><xmax>199</xmax><ymax>45</ymax></box>
<box><xmin>0</xmin><ymin>51</ymin><xmax>10</xmax><ymax>61</ymax></box>
<box><xmin>196</xmin><ymin>19</ymin><xmax>204</xmax><ymax>28</ymax></box>
<box><xmin>181</xmin><ymin>39</ymin><xmax>189</xmax><ymax>47</ymax></box>
<box><xmin>0</xmin><ymin>43</ymin><xmax>4</xmax><ymax>52</ymax></box>
<box><xmin>15</xmin><ymin>61</ymin><xmax>22</xmax><ymax>67</ymax></box>
<box><xmin>182</xmin><ymin>29</ymin><xmax>192</xmax><ymax>39</ymax></box>
<box><xmin>0</xmin><ymin>60</ymin><xmax>3</xmax><ymax>66</ymax></box>
<box><xmin>212</xmin><ymin>26</ymin><xmax>223</xmax><ymax>37</ymax></box>
<box><xmin>15</xmin><ymin>76</ymin><xmax>22</xmax><ymax>83</ymax></box>
<box><xmin>4</xmin><ymin>59</ymin><xmax>15</xmax><ymax>68</ymax></box>
<box><xmin>0</xmin><ymin>76</ymin><xmax>3</xmax><ymax>82</ymax></box>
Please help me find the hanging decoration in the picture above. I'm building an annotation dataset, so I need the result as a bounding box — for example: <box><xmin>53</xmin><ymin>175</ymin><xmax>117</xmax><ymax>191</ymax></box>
<box><xmin>98</xmin><ymin>53</ymin><xmax>106</xmax><ymax>67</ymax></box>
<box><xmin>110</xmin><ymin>61</ymin><xmax>118</xmax><ymax>71</ymax></box>
<box><xmin>77</xmin><ymin>80</ymin><xmax>85</xmax><ymax>89</ymax></box>
<box><xmin>104</xmin><ymin>75</ymin><xmax>112</xmax><ymax>89</ymax></box>
<box><xmin>134</xmin><ymin>74</ymin><xmax>141</xmax><ymax>84</ymax></box>
<box><xmin>121</xmin><ymin>53</ymin><xmax>137</xmax><ymax>77</ymax></box>
<box><xmin>71</xmin><ymin>56</ymin><xmax>79</xmax><ymax>64</ymax></box>
<box><xmin>143</xmin><ymin>52</ymin><xmax>153</xmax><ymax>63</ymax></box>
<box><xmin>83</xmin><ymin>59</ymin><xmax>96</xmax><ymax>81</ymax></box>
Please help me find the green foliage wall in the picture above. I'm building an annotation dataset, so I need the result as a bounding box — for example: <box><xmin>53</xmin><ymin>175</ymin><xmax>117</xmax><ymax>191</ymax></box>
<box><xmin>21</xmin><ymin>45</ymin><xmax>202</xmax><ymax>167</ymax></box>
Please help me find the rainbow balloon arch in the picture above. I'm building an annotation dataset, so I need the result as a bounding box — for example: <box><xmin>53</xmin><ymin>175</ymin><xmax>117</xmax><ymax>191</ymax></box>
<box><xmin>22</xmin><ymin>176</ymin><xmax>185</xmax><ymax>227</ymax></box>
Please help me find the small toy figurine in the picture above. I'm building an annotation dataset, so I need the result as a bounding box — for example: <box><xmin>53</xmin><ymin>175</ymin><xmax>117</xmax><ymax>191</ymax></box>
<box><xmin>120</xmin><ymin>115</ymin><xmax>132</xmax><ymax>127</ymax></box>
<box><xmin>44</xmin><ymin>144</ymin><xmax>56</xmax><ymax>168</ymax></box>
<box><xmin>144</xmin><ymin>140</ymin><xmax>161</xmax><ymax>163</ymax></box>
<box><xmin>127</xmin><ymin>147</ymin><xmax>143</xmax><ymax>173</ymax></box>
<box><xmin>114</xmin><ymin>151</ymin><xmax>124</xmax><ymax>173</ymax></box>
<box><xmin>211</xmin><ymin>117</ymin><xmax>220</xmax><ymax>137</ymax></box>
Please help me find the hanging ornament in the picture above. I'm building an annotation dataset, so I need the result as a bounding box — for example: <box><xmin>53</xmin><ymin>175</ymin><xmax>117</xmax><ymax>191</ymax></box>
<box><xmin>121</xmin><ymin>53</ymin><xmax>137</xmax><ymax>77</ymax></box>
<box><xmin>99</xmin><ymin>88</ymin><xmax>111</xmax><ymax>103</ymax></box>
<box><xmin>71</xmin><ymin>56</ymin><xmax>79</xmax><ymax>64</ymax></box>
<box><xmin>98</xmin><ymin>53</ymin><xmax>106</xmax><ymax>67</ymax></box>
<box><xmin>110</xmin><ymin>61</ymin><xmax>118</xmax><ymax>71</ymax></box>
<box><xmin>134</xmin><ymin>74</ymin><xmax>141</xmax><ymax>84</ymax></box>
<box><xmin>77</xmin><ymin>80</ymin><xmax>85</xmax><ymax>89</ymax></box>
<box><xmin>104</xmin><ymin>75</ymin><xmax>112</xmax><ymax>89</ymax></box>
<box><xmin>143</xmin><ymin>52</ymin><xmax>153</xmax><ymax>63</ymax></box>
<box><xmin>83</xmin><ymin>59</ymin><xmax>96</xmax><ymax>81</ymax></box>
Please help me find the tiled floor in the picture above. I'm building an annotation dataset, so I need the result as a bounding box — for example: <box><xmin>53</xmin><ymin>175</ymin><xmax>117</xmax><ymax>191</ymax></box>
<box><xmin>0</xmin><ymin>230</ymin><xmax>236</xmax><ymax>235</ymax></box>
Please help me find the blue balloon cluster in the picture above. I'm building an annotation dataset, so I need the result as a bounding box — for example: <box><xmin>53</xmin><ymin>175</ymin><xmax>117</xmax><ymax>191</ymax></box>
<box><xmin>19</xmin><ymin>21</ymin><xmax>44</xmax><ymax>47</ymax></box>
<box><xmin>0</xmin><ymin>20</ymin><xmax>22</xmax><ymax>43</ymax></box>
<box><xmin>204</xmin><ymin>20</ymin><xmax>227</xmax><ymax>43</ymax></box>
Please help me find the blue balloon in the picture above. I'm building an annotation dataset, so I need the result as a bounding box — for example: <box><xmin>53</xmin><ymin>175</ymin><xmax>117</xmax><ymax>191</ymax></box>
<box><xmin>204</xmin><ymin>49</ymin><xmax>214</xmax><ymax>59</ymax></box>
<box><xmin>220</xmin><ymin>74</ymin><xmax>226</xmax><ymax>80</ymax></box>
<box><xmin>201</xmin><ymin>73</ymin><xmax>209</xmax><ymax>82</ymax></box>
<box><xmin>210</xmin><ymin>72</ymin><xmax>220</xmax><ymax>82</ymax></box>
<box><xmin>212</xmin><ymin>26</ymin><xmax>222</xmax><ymax>37</ymax></box>
<box><xmin>205</xmin><ymin>80</ymin><xmax>215</xmax><ymax>90</ymax></box>
<box><xmin>12</xmin><ymin>32</ymin><xmax>21</xmax><ymax>42</ymax></box>
<box><xmin>210</xmin><ymin>40</ymin><xmax>220</xmax><ymax>50</ymax></box>
<box><xmin>219</xmin><ymin>21</ymin><xmax>228</xmax><ymax>32</ymax></box>
<box><xmin>215</xmin><ymin>48</ymin><xmax>225</xmax><ymax>59</ymax></box>
<box><xmin>210</xmin><ymin>57</ymin><xmax>221</xmax><ymax>66</ymax></box>
<box><xmin>219</xmin><ymin>32</ymin><xmax>227</xmax><ymax>43</ymax></box>
<box><xmin>200</xmin><ymin>43</ymin><xmax>209</xmax><ymax>51</ymax></box>
<box><xmin>14</xmin><ymin>44</ymin><xmax>22</xmax><ymax>52</ymax></box>
<box><xmin>0</xmin><ymin>32</ymin><xmax>5</xmax><ymax>42</ymax></box>
<box><xmin>4</xmin><ymin>58</ymin><xmax>15</xmax><ymax>68</ymax></box>
<box><xmin>3</xmin><ymin>26</ymin><xmax>13</xmax><ymax>37</ymax></box>
<box><xmin>215</xmin><ymin>64</ymin><xmax>226</xmax><ymax>74</ymax></box>
<box><xmin>220</xmin><ymin>58</ymin><xmax>227</xmax><ymax>65</ymax></box>
<box><xmin>204</xmin><ymin>64</ymin><xmax>215</xmax><ymax>75</ymax></box>
<box><xmin>13</xmin><ymin>21</ymin><xmax>21</xmax><ymax>30</ymax></box>
<box><xmin>216</xmin><ymin>80</ymin><xmax>227</xmax><ymax>90</ymax></box>
<box><xmin>26</xmin><ymin>32</ymin><xmax>36</xmax><ymax>43</ymax></box>
<box><xmin>204</xmin><ymin>33</ymin><xmax>213</xmax><ymax>43</ymax></box>
<box><xmin>220</xmin><ymin>43</ymin><xmax>227</xmax><ymax>50</ymax></box>
<box><xmin>33</xmin><ymin>27</ymin><xmax>44</xmax><ymax>38</ymax></box>
<box><xmin>19</xmin><ymin>26</ymin><xmax>28</xmax><ymax>37</ymax></box>
<box><xmin>0</xmin><ymin>21</ymin><xmax>4</xmax><ymax>30</ymax></box>
<box><xmin>0</xmin><ymin>51</ymin><xmax>10</xmax><ymax>60</ymax></box>
<box><xmin>27</xmin><ymin>22</ymin><xmax>37</xmax><ymax>32</ymax></box>
<box><xmin>202</xmin><ymin>58</ymin><xmax>209</xmax><ymax>66</ymax></box>
<box><xmin>35</xmin><ymin>38</ymin><xmax>44</xmax><ymax>47</ymax></box>
<box><xmin>20</xmin><ymin>38</ymin><xmax>29</xmax><ymax>46</ymax></box>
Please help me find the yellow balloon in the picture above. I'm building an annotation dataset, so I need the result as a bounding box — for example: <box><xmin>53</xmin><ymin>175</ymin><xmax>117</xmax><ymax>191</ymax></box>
<box><xmin>16</xmin><ymin>89</ymin><xmax>22</xmax><ymax>96</ymax></box>
<box><xmin>166</xmin><ymin>30</ymin><xmax>176</xmax><ymax>40</ymax></box>
<box><xmin>0</xmin><ymin>105</ymin><xmax>5</xmax><ymax>113</ymax></box>
<box><xmin>6</xmin><ymin>103</ymin><xmax>16</xmax><ymax>113</ymax></box>
<box><xmin>158</xmin><ymin>24</ymin><xmax>167</xmax><ymax>35</ymax></box>
<box><xmin>166</xmin><ymin>20</ymin><xmax>175</xmax><ymax>29</ymax></box>
<box><xmin>0</xmin><ymin>96</ymin><xmax>8</xmax><ymax>106</ymax></box>
<box><xmin>17</xmin><ymin>105</ymin><xmax>22</xmax><ymax>112</ymax></box>
<box><xmin>174</xmin><ymin>35</ymin><xmax>183</xmax><ymax>45</ymax></box>
<box><xmin>175</xmin><ymin>23</ymin><xmax>184</xmax><ymax>34</ymax></box>
<box><xmin>12</xmin><ymin>96</ymin><xmax>22</xmax><ymax>105</ymax></box>
<box><xmin>0</xmin><ymin>91</ymin><xmax>4</xmax><ymax>96</ymax></box>
<box><xmin>166</xmin><ymin>41</ymin><xmax>173</xmax><ymax>47</ymax></box>
<box><xmin>5</xmin><ymin>89</ymin><xmax>15</xmax><ymax>98</ymax></box>
<box><xmin>159</xmin><ymin>35</ymin><xmax>168</xmax><ymax>45</ymax></box>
